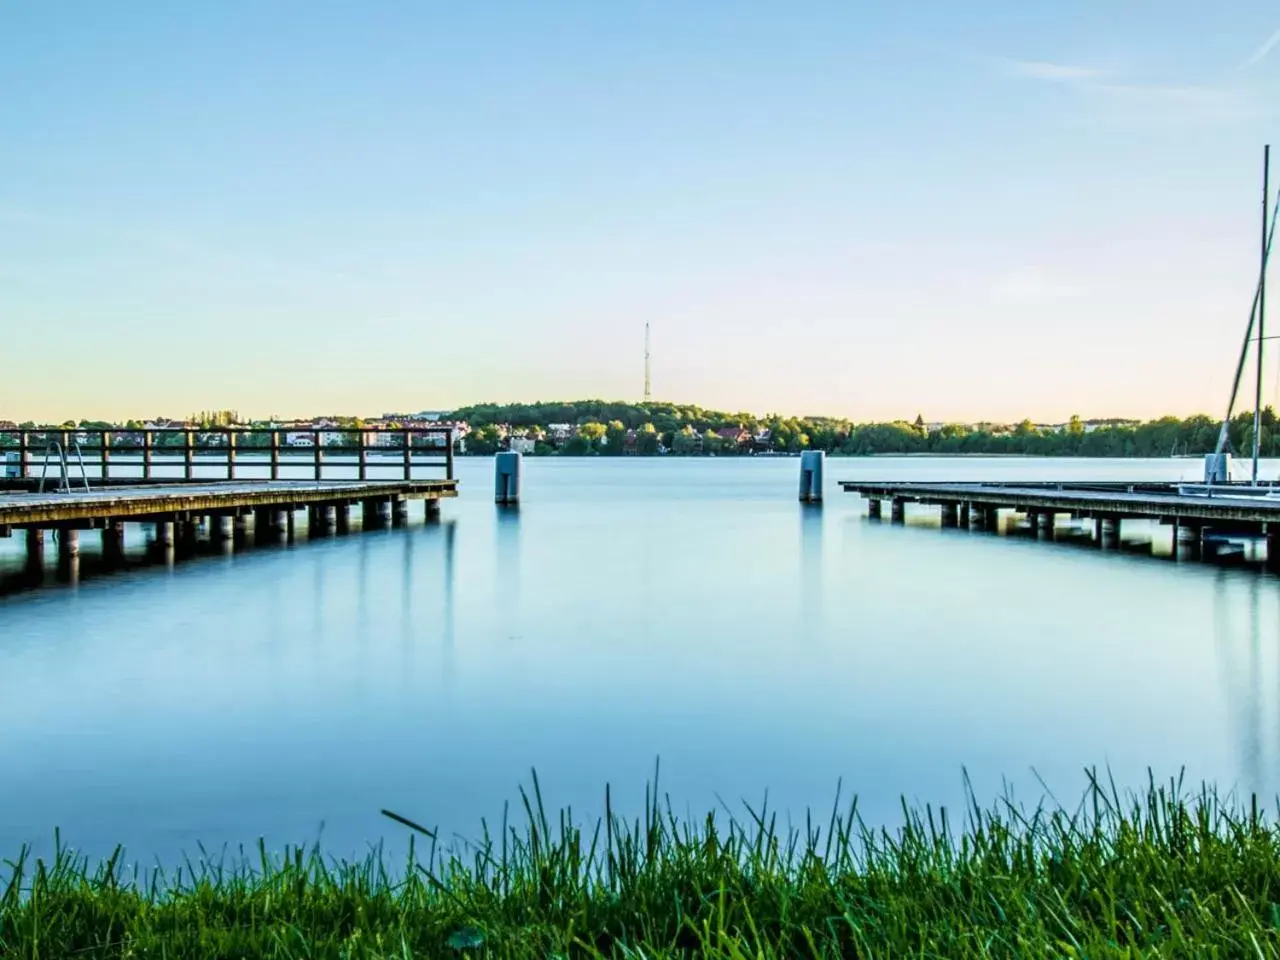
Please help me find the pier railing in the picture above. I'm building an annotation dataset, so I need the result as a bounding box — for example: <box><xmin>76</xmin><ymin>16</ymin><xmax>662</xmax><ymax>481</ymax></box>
<box><xmin>0</xmin><ymin>427</ymin><xmax>455</xmax><ymax>484</ymax></box>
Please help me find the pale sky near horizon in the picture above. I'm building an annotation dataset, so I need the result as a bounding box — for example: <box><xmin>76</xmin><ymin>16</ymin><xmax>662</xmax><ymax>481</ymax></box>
<box><xmin>2</xmin><ymin>2</ymin><xmax>1279</xmax><ymax>424</ymax></box>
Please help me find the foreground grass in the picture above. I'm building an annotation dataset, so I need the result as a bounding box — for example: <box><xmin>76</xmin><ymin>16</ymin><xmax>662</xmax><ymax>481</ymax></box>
<box><xmin>4</xmin><ymin>772</ymin><xmax>1280</xmax><ymax>958</ymax></box>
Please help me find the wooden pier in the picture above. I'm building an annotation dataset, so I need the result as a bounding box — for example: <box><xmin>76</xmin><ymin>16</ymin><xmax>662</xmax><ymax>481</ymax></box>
<box><xmin>0</xmin><ymin>426</ymin><xmax>459</xmax><ymax>585</ymax></box>
<box><xmin>841</xmin><ymin>480</ymin><xmax>1280</xmax><ymax>567</ymax></box>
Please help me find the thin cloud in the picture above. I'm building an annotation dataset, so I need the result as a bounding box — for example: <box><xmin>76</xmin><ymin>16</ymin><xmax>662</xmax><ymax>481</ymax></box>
<box><xmin>1000</xmin><ymin>58</ymin><xmax>1107</xmax><ymax>84</ymax></box>
<box><xmin>995</xmin><ymin>54</ymin><xmax>1258</xmax><ymax>125</ymax></box>
<box><xmin>1239</xmin><ymin>28</ymin><xmax>1280</xmax><ymax>71</ymax></box>
<box><xmin>990</xmin><ymin>266</ymin><xmax>1084</xmax><ymax>306</ymax></box>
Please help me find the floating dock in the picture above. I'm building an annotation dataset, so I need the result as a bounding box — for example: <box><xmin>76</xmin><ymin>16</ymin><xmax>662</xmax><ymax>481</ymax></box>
<box><xmin>840</xmin><ymin>480</ymin><xmax>1280</xmax><ymax>566</ymax></box>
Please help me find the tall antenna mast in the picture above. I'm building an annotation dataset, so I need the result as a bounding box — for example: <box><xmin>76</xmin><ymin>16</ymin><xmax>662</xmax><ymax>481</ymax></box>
<box><xmin>643</xmin><ymin>321</ymin><xmax>651</xmax><ymax>403</ymax></box>
<box><xmin>1253</xmin><ymin>144</ymin><xmax>1271</xmax><ymax>485</ymax></box>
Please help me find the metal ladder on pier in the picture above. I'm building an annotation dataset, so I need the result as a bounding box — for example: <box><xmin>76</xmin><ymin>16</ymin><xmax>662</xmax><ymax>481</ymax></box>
<box><xmin>37</xmin><ymin>438</ymin><xmax>90</xmax><ymax>494</ymax></box>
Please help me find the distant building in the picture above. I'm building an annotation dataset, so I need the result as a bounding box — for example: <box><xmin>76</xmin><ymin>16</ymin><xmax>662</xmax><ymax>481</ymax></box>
<box><xmin>509</xmin><ymin>436</ymin><xmax>535</xmax><ymax>454</ymax></box>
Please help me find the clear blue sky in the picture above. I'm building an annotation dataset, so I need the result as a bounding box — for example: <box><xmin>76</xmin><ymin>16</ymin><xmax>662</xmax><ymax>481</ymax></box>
<box><xmin>2</xmin><ymin>2</ymin><xmax>1277</xmax><ymax>423</ymax></box>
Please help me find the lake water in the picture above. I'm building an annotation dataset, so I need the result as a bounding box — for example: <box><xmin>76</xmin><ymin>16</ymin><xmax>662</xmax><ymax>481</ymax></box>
<box><xmin>2</xmin><ymin>456</ymin><xmax>1280</xmax><ymax>865</ymax></box>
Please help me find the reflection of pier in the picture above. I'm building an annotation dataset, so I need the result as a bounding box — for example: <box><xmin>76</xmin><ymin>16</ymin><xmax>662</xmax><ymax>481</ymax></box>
<box><xmin>843</xmin><ymin>480</ymin><xmax>1280</xmax><ymax>568</ymax></box>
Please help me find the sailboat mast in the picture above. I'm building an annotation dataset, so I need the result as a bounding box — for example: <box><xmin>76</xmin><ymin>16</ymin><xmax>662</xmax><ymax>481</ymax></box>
<box><xmin>1253</xmin><ymin>145</ymin><xmax>1271</xmax><ymax>485</ymax></box>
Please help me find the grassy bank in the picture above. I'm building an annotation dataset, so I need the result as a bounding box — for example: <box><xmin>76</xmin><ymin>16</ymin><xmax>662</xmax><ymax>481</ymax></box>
<box><xmin>3</xmin><ymin>772</ymin><xmax>1280</xmax><ymax>958</ymax></box>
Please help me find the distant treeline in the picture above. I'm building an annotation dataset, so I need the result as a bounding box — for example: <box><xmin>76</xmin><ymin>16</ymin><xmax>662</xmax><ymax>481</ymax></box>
<box><xmin>452</xmin><ymin>401</ymin><xmax>1280</xmax><ymax>458</ymax></box>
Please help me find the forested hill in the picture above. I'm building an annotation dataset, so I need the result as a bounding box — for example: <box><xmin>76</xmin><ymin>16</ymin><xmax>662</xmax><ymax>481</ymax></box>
<box><xmin>449</xmin><ymin>400</ymin><xmax>1280</xmax><ymax>457</ymax></box>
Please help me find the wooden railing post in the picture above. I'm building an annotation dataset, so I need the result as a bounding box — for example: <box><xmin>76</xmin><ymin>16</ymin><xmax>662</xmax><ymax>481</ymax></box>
<box><xmin>271</xmin><ymin>431</ymin><xmax>280</xmax><ymax>480</ymax></box>
<box><xmin>445</xmin><ymin>428</ymin><xmax>455</xmax><ymax>480</ymax></box>
<box><xmin>101</xmin><ymin>430</ymin><xmax>111</xmax><ymax>481</ymax></box>
<box><xmin>358</xmin><ymin>430</ymin><xmax>368</xmax><ymax>480</ymax></box>
<box><xmin>19</xmin><ymin>430</ymin><xmax>29</xmax><ymax>479</ymax></box>
<box><xmin>313</xmin><ymin>430</ymin><xmax>322</xmax><ymax>480</ymax></box>
<box><xmin>143</xmin><ymin>431</ymin><xmax>153</xmax><ymax>479</ymax></box>
<box><xmin>402</xmin><ymin>429</ymin><xmax>412</xmax><ymax>480</ymax></box>
<box><xmin>184</xmin><ymin>430</ymin><xmax>195</xmax><ymax>480</ymax></box>
<box><xmin>227</xmin><ymin>429</ymin><xmax>237</xmax><ymax>480</ymax></box>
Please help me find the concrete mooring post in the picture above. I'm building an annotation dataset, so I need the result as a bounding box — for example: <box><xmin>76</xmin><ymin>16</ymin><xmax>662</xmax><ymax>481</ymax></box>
<box><xmin>798</xmin><ymin>451</ymin><xmax>824</xmax><ymax>503</ymax></box>
<box><xmin>496</xmin><ymin>451</ymin><xmax>522</xmax><ymax>505</ymax></box>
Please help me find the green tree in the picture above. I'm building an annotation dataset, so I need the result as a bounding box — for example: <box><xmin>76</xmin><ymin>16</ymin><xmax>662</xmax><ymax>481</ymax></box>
<box><xmin>605</xmin><ymin>420</ymin><xmax>627</xmax><ymax>455</ymax></box>
<box><xmin>672</xmin><ymin>425</ymin><xmax>699</xmax><ymax>455</ymax></box>
<box><xmin>636</xmin><ymin>423</ymin><xmax>661</xmax><ymax>455</ymax></box>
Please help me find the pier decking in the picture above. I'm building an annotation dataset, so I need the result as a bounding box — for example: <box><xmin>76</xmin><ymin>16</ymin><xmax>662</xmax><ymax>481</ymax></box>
<box><xmin>0</xmin><ymin>479</ymin><xmax>455</xmax><ymax>528</ymax></box>
<box><xmin>840</xmin><ymin>480</ymin><xmax>1280</xmax><ymax>567</ymax></box>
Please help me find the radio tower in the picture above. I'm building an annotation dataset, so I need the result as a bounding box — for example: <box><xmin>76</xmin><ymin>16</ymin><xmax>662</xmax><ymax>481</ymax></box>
<box><xmin>643</xmin><ymin>321</ymin><xmax>651</xmax><ymax>403</ymax></box>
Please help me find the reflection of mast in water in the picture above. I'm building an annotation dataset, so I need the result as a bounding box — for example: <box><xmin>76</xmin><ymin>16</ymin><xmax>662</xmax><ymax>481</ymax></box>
<box><xmin>1213</xmin><ymin>571</ymin><xmax>1267</xmax><ymax>796</ymax></box>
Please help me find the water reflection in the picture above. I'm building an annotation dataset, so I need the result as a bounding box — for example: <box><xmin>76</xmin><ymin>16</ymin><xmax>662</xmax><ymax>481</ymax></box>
<box><xmin>1213</xmin><ymin>571</ymin><xmax>1277</xmax><ymax>797</ymax></box>
<box><xmin>496</xmin><ymin>507</ymin><xmax>520</xmax><ymax>637</ymax></box>
<box><xmin>800</xmin><ymin>506</ymin><xmax>823</xmax><ymax>634</ymax></box>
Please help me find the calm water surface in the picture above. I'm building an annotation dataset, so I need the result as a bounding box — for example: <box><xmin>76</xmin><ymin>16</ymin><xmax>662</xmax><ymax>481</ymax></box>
<box><xmin>2</xmin><ymin>456</ymin><xmax>1280</xmax><ymax>863</ymax></box>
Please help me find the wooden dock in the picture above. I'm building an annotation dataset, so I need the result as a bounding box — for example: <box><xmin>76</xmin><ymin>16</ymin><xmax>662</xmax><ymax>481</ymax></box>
<box><xmin>0</xmin><ymin>479</ymin><xmax>457</xmax><ymax>576</ymax></box>
<box><xmin>0</xmin><ymin>424</ymin><xmax>461</xmax><ymax>586</ymax></box>
<box><xmin>840</xmin><ymin>480</ymin><xmax>1280</xmax><ymax>567</ymax></box>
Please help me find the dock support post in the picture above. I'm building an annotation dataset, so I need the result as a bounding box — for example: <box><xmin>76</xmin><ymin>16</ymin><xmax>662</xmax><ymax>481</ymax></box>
<box><xmin>179</xmin><ymin>520</ymin><xmax>198</xmax><ymax>552</ymax></box>
<box><xmin>392</xmin><ymin>499</ymin><xmax>408</xmax><ymax>526</ymax></box>
<box><xmin>336</xmin><ymin>503</ymin><xmax>350</xmax><ymax>534</ymax></box>
<box><xmin>425</xmin><ymin>498</ymin><xmax>441</xmax><ymax>522</ymax></box>
<box><xmin>1037</xmin><ymin>511</ymin><xmax>1055</xmax><ymax>541</ymax></box>
<box><xmin>867</xmin><ymin>498</ymin><xmax>882</xmax><ymax>520</ymax></box>
<box><xmin>102</xmin><ymin>521</ymin><xmax>124</xmax><ymax>563</ymax></box>
<box><xmin>378</xmin><ymin>499</ymin><xmax>393</xmax><ymax>526</ymax></box>
<box><xmin>25</xmin><ymin>528</ymin><xmax>44</xmax><ymax>576</ymax></box>
<box><xmin>890</xmin><ymin>498</ymin><xmax>905</xmax><ymax>524</ymax></box>
<box><xmin>983</xmin><ymin>506</ymin><xmax>999</xmax><ymax>532</ymax></box>
<box><xmin>798</xmin><ymin>450</ymin><xmax>824</xmax><ymax>503</ymax></box>
<box><xmin>57</xmin><ymin>529</ymin><xmax>79</xmax><ymax>561</ymax></box>
<box><xmin>155</xmin><ymin>520</ymin><xmax>174</xmax><ymax>547</ymax></box>
<box><xmin>1175</xmin><ymin>521</ymin><xmax>1203</xmax><ymax>562</ymax></box>
<box><xmin>967</xmin><ymin>503</ymin><xmax>984</xmax><ymax>530</ymax></box>
<box><xmin>940</xmin><ymin>502</ymin><xmax>959</xmax><ymax>528</ymax></box>
<box><xmin>212</xmin><ymin>515</ymin><xmax>233</xmax><ymax>542</ymax></box>
<box><xmin>233</xmin><ymin>514</ymin><xmax>249</xmax><ymax>542</ymax></box>
<box><xmin>495</xmin><ymin>451</ymin><xmax>522</xmax><ymax>505</ymax></box>
<box><xmin>959</xmin><ymin>502</ymin><xmax>970</xmax><ymax>528</ymax></box>
<box><xmin>1267</xmin><ymin>528</ymin><xmax>1280</xmax><ymax>572</ymax></box>
<box><xmin>1098</xmin><ymin>517</ymin><xmax>1120</xmax><ymax>550</ymax></box>
<box><xmin>273</xmin><ymin>510</ymin><xmax>289</xmax><ymax>541</ymax></box>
